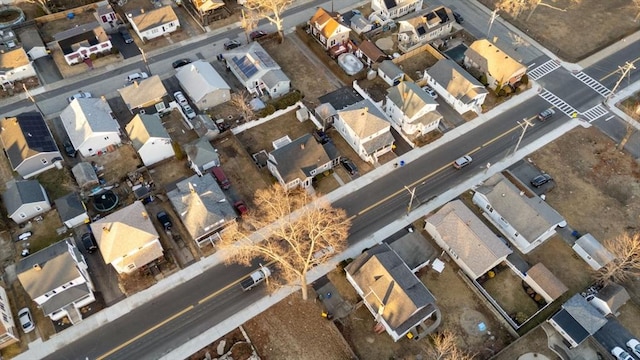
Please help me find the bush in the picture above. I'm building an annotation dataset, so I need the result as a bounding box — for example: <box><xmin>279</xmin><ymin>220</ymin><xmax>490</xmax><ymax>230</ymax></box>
<box><xmin>271</xmin><ymin>90</ymin><xmax>302</xmax><ymax>110</ymax></box>
<box><xmin>478</xmin><ymin>74</ymin><xmax>488</xmax><ymax>86</ymax></box>
<box><xmin>258</xmin><ymin>104</ymin><xmax>276</xmax><ymax>117</ymax></box>
<box><xmin>521</xmin><ymin>74</ymin><xmax>529</xmax><ymax>85</ymax></box>
<box><xmin>89</xmin><ymin>53</ymin><xmax>97</xmax><ymax>60</ymax></box>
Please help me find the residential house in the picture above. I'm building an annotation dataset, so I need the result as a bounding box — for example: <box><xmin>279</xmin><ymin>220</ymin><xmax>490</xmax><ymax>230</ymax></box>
<box><xmin>397</xmin><ymin>6</ymin><xmax>454</xmax><ymax>50</ymax></box>
<box><xmin>222</xmin><ymin>42</ymin><xmax>291</xmax><ymax>99</ymax></box>
<box><xmin>464</xmin><ymin>39</ymin><xmax>527</xmax><ymax>91</ymax></box>
<box><xmin>54</xmin><ymin>192</ymin><xmax>89</xmax><ymax>229</ymax></box>
<box><xmin>548</xmin><ymin>294</ymin><xmax>607</xmax><ymax>348</ymax></box>
<box><xmin>95</xmin><ymin>4</ymin><xmax>118</xmax><ymax>30</ymax></box>
<box><xmin>345</xmin><ymin>243</ymin><xmax>438</xmax><ymax>341</ymax></box>
<box><xmin>424</xmin><ymin>200</ymin><xmax>512</xmax><ymax>280</ymax></box>
<box><xmin>335</xmin><ymin>99</ymin><xmax>395</xmax><ymax>164</ymax></box>
<box><xmin>371</xmin><ymin>0</ymin><xmax>423</xmax><ymax>20</ymax></box>
<box><xmin>184</xmin><ymin>137</ymin><xmax>219</xmax><ymax>176</ymax></box>
<box><xmin>118</xmin><ymin>75</ymin><xmax>168</xmax><ymax>114</ymax></box>
<box><xmin>175</xmin><ymin>60</ymin><xmax>231</xmax><ymax>110</ymax></box>
<box><xmin>0</xmin><ymin>47</ymin><xmax>36</xmax><ymax>83</ymax></box>
<box><xmin>378</xmin><ymin>60</ymin><xmax>405</xmax><ymax>86</ymax></box>
<box><xmin>190</xmin><ymin>0</ymin><xmax>226</xmax><ymax>26</ymax></box>
<box><xmin>588</xmin><ymin>283</ymin><xmax>630</xmax><ymax>316</ymax></box>
<box><xmin>16</xmin><ymin>239</ymin><xmax>96</xmax><ymax>324</ymax></box>
<box><xmin>572</xmin><ymin>233</ymin><xmax>615</xmax><ymax>270</ymax></box>
<box><xmin>0</xmin><ymin>286</ymin><xmax>18</xmax><ymax>349</ymax></box>
<box><xmin>125</xmin><ymin>6</ymin><xmax>179</xmax><ymax>43</ymax></box>
<box><xmin>16</xmin><ymin>26</ymin><xmax>49</xmax><ymax>60</ymax></box>
<box><xmin>60</xmin><ymin>98</ymin><xmax>121</xmax><ymax>157</ymax></box>
<box><xmin>125</xmin><ymin>113</ymin><xmax>174</xmax><ymax>167</ymax></box>
<box><xmin>168</xmin><ymin>173</ymin><xmax>236</xmax><ymax>247</ymax></box>
<box><xmin>423</xmin><ymin>59</ymin><xmax>488</xmax><ymax>115</ymax></box>
<box><xmin>356</xmin><ymin>40</ymin><xmax>387</xmax><ymax>67</ymax></box>
<box><xmin>309</xmin><ymin>8</ymin><xmax>351</xmax><ymax>50</ymax></box>
<box><xmin>0</xmin><ymin>113</ymin><xmax>61</xmax><ymax>179</ymax></box>
<box><xmin>472</xmin><ymin>173</ymin><xmax>566</xmax><ymax>254</ymax></box>
<box><xmin>53</xmin><ymin>21</ymin><xmax>112</xmax><ymax>66</ymax></box>
<box><xmin>384</xmin><ymin>81</ymin><xmax>442</xmax><ymax>136</ymax></box>
<box><xmin>3</xmin><ymin>179</ymin><xmax>50</xmax><ymax>224</ymax></box>
<box><xmin>267</xmin><ymin>133</ymin><xmax>339</xmax><ymax>189</ymax></box>
<box><xmin>90</xmin><ymin>201</ymin><xmax>164</xmax><ymax>274</ymax></box>
<box><xmin>523</xmin><ymin>263</ymin><xmax>568</xmax><ymax>303</ymax></box>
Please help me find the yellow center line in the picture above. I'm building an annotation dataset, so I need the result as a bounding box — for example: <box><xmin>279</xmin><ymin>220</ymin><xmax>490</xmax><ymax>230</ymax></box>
<box><xmin>198</xmin><ymin>260</ymin><xmax>277</xmax><ymax>305</ymax></box>
<box><xmin>600</xmin><ymin>56</ymin><xmax>640</xmax><ymax>81</ymax></box>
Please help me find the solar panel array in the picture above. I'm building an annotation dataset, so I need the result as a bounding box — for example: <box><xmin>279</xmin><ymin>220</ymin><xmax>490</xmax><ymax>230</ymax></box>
<box><xmin>254</xmin><ymin>50</ymin><xmax>277</xmax><ymax>68</ymax></box>
<box><xmin>232</xmin><ymin>56</ymin><xmax>258</xmax><ymax>79</ymax></box>
<box><xmin>18</xmin><ymin>113</ymin><xmax>57</xmax><ymax>152</ymax></box>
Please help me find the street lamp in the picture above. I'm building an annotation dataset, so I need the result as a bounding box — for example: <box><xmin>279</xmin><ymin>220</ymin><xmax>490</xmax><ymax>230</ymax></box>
<box><xmin>512</xmin><ymin>118</ymin><xmax>534</xmax><ymax>156</ymax></box>
<box><xmin>139</xmin><ymin>47</ymin><xmax>151</xmax><ymax>74</ymax></box>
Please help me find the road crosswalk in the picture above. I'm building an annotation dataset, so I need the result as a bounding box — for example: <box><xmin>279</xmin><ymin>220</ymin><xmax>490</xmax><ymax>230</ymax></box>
<box><xmin>528</xmin><ymin>60</ymin><xmax>561</xmax><ymax>80</ymax></box>
<box><xmin>572</xmin><ymin>72</ymin><xmax>612</xmax><ymax>97</ymax></box>
<box><xmin>580</xmin><ymin>104</ymin><xmax>609</xmax><ymax>122</ymax></box>
<box><xmin>538</xmin><ymin>89</ymin><xmax>577</xmax><ymax>117</ymax></box>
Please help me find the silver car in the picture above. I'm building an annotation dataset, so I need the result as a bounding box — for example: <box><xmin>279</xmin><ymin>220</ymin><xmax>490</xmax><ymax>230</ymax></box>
<box><xmin>453</xmin><ymin>155</ymin><xmax>472</xmax><ymax>169</ymax></box>
<box><xmin>67</xmin><ymin>91</ymin><xmax>92</xmax><ymax>103</ymax></box>
<box><xmin>182</xmin><ymin>104</ymin><xmax>196</xmax><ymax>119</ymax></box>
<box><xmin>18</xmin><ymin>308</ymin><xmax>35</xmax><ymax>333</ymax></box>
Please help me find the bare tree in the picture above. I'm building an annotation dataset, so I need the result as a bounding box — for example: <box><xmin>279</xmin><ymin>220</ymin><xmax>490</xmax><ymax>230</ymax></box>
<box><xmin>594</xmin><ymin>232</ymin><xmax>640</xmax><ymax>285</ymax></box>
<box><xmin>241</xmin><ymin>0</ymin><xmax>294</xmax><ymax>41</ymax></box>
<box><xmin>631</xmin><ymin>0</ymin><xmax>640</xmax><ymax>22</ymax></box>
<box><xmin>496</xmin><ymin>0</ymin><xmax>580</xmax><ymax>21</ymax></box>
<box><xmin>218</xmin><ymin>185</ymin><xmax>351</xmax><ymax>300</ymax></box>
<box><xmin>426</xmin><ymin>329</ymin><xmax>475</xmax><ymax>360</ymax></box>
<box><xmin>27</xmin><ymin>0</ymin><xmax>52</xmax><ymax>14</ymax></box>
<box><xmin>230</xmin><ymin>91</ymin><xmax>256</xmax><ymax>122</ymax></box>
<box><xmin>240</xmin><ymin>8</ymin><xmax>260</xmax><ymax>43</ymax></box>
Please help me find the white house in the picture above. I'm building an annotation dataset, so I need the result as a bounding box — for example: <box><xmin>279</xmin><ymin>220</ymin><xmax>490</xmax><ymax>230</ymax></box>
<box><xmin>378</xmin><ymin>60</ymin><xmax>405</xmax><ymax>86</ymax></box>
<box><xmin>397</xmin><ymin>6</ymin><xmax>454</xmax><ymax>50</ymax></box>
<box><xmin>424</xmin><ymin>59</ymin><xmax>487</xmax><ymax>115</ymax></box>
<box><xmin>125</xmin><ymin>113</ymin><xmax>174</xmax><ymax>167</ymax></box>
<box><xmin>126</xmin><ymin>6</ymin><xmax>179</xmax><ymax>42</ymax></box>
<box><xmin>548</xmin><ymin>294</ymin><xmax>607</xmax><ymax>348</ymax></box>
<box><xmin>384</xmin><ymin>81</ymin><xmax>442</xmax><ymax>136</ymax></box>
<box><xmin>53</xmin><ymin>22</ymin><xmax>112</xmax><ymax>66</ymax></box>
<box><xmin>222</xmin><ymin>42</ymin><xmax>291</xmax><ymax>99</ymax></box>
<box><xmin>371</xmin><ymin>0</ymin><xmax>423</xmax><ymax>20</ymax></box>
<box><xmin>90</xmin><ymin>201</ymin><xmax>164</xmax><ymax>274</ymax></box>
<box><xmin>175</xmin><ymin>60</ymin><xmax>231</xmax><ymax>110</ymax></box>
<box><xmin>60</xmin><ymin>98</ymin><xmax>121</xmax><ymax>157</ymax></box>
<box><xmin>0</xmin><ymin>47</ymin><xmax>36</xmax><ymax>82</ymax></box>
<box><xmin>16</xmin><ymin>239</ymin><xmax>96</xmax><ymax>324</ymax></box>
<box><xmin>308</xmin><ymin>7</ymin><xmax>351</xmax><ymax>50</ymax></box>
<box><xmin>0</xmin><ymin>286</ymin><xmax>18</xmax><ymax>350</ymax></box>
<box><xmin>3</xmin><ymin>179</ymin><xmax>51</xmax><ymax>224</ymax></box>
<box><xmin>184</xmin><ymin>137</ymin><xmax>219</xmax><ymax>176</ymax></box>
<box><xmin>571</xmin><ymin>233</ymin><xmax>615</xmax><ymax>270</ymax></box>
<box><xmin>472</xmin><ymin>173</ymin><xmax>566</xmax><ymax>254</ymax></box>
<box><xmin>464</xmin><ymin>39</ymin><xmax>527</xmax><ymax>90</ymax></box>
<box><xmin>335</xmin><ymin>99</ymin><xmax>395</xmax><ymax>164</ymax></box>
<box><xmin>16</xmin><ymin>26</ymin><xmax>49</xmax><ymax>60</ymax></box>
<box><xmin>424</xmin><ymin>200</ymin><xmax>512</xmax><ymax>280</ymax></box>
<box><xmin>588</xmin><ymin>283</ymin><xmax>630</xmax><ymax>316</ymax></box>
<box><xmin>54</xmin><ymin>192</ymin><xmax>89</xmax><ymax>228</ymax></box>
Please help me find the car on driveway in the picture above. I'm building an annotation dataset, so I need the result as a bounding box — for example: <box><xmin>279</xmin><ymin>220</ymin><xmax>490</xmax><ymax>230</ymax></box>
<box><xmin>234</xmin><ymin>200</ymin><xmax>248</xmax><ymax>216</ymax></box>
<box><xmin>63</xmin><ymin>139</ymin><xmax>76</xmax><ymax>158</ymax></box>
<box><xmin>156</xmin><ymin>211</ymin><xmax>172</xmax><ymax>231</ymax></box>
<box><xmin>182</xmin><ymin>104</ymin><xmax>196</xmax><ymax>119</ymax></box>
<box><xmin>313</xmin><ymin>129</ymin><xmax>331</xmax><ymax>144</ymax></box>
<box><xmin>119</xmin><ymin>27</ymin><xmax>134</xmax><ymax>44</ymax></box>
<box><xmin>611</xmin><ymin>347</ymin><xmax>633</xmax><ymax>360</ymax></box>
<box><xmin>172</xmin><ymin>58</ymin><xmax>191</xmax><ymax>69</ymax></box>
<box><xmin>18</xmin><ymin>308</ymin><xmax>35</xmax><ymax>333</ymax></box>
<box><xmin>453</xmin><ymin>155</ymin><xmax>472</xmax><ymax>169</ymax></box>
<box><xmin>224</xmin><ymin>40</ymin><xmax>242</xmax><ymax>50</ymax></box>
<box><xmin>250</xmin><ymin>30</ymin><xmax>268</xmax><ymax>41</ymax></box>
<box><xmin>530</xmin><ymin>173</ymin><xmax>552</xmax><ymax>187</ymax></box>
<box><xmin>537</xmin><ymin>108</ymin><xmax>556</xmax><ymax>121</ymax></box>
<box><xmin>421</xmin><ymin>86</ymin><xmax>438</xmax><ymax>99</ymax></box>
<box><xmin>81</xmin><ymin>232</ymin><xmax>98</xmax><ymax>253</ymax></box>
<box><xmin>341</xmin><ymin>157</ymin><xmax>359</xmax><ymax>176</ymax></box>
<box><xmin>627</xmin><ymin>339</ymin><xmax>640</xmax><ymax>358</ymax></box>
<box><xmin>67</xmin><ymin>91</ymin><xmax>92</xmax><ymax>103</ymax></box>
<box><xmin>453</xmin><ymin>11</ymin><xmax>464</xmax><ymax>24</ymax></box>
<box><xmin>174</xmin><ymin>91</ymin><xmax>188</xmax><ymax>106</ymax></box>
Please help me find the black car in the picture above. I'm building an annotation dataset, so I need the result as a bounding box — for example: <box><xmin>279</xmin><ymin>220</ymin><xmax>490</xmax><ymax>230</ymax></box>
<box><xmin>250</xmin><ymin>30</ymin><xmax>268</xmax><ymax>41</ymax></box>
<box><xmin>313</xmin><ymin>129</ymin><xmax>331</xmax><ymax>144</ymax></box>
<box><xmin>81</xmin><ymin>233</ymin><xmax>98</xmax><ymax>253</ymax></box>
<box><xmin>531</xmin><ymin>173</ymin><xmax>552</xmax><ymax>187</ymax></box>
<box><xmin>223</xmin><ymin>40</ymin><xmax>242</xmax><ymax>50</ymax></box>
<box><xmin>63</xmin><ymin>139</ymin><xmax>76</xmax><ymax>158</ymax></box>
<box><xmin>341</xmin><ymin>157</ymin><xmax>359</xmax><ymax>176</ymax></box>
<box><xmin>172</xmin><ymin>58</ymin><xmax>191</xmax><ymax>69</ymax></box>
<box><xmin>156</xmin><ymin>211</ymin><xmax>172</xmax><ymax>231</ymax></box>
<box><xmin>119</xmin><ymin>28</ymin><xmax>134</xmax><ymax>44</ymax></box>
<box><xmin>453</xmin><ymin>11</ymin><xmax>464</xmax><ymax>24</ymax></box>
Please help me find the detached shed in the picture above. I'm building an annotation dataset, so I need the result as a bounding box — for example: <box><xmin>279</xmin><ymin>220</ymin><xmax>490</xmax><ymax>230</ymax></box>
<box><xmin>524</xmin><ymin>263</ymin><xmax>568</xmax><ymax>303</ymax></box>
<box><xmin>378</xmin><ymin>60</ymin><xmax>405</xmax><ymax>86</ymax></box>
<box><xmin>572</xmin><ymin>234</ymin><xmax>615</xmax><ymax>270</ymax></box>
<box><xmin>72</xmin><ymin>162</ymin><xmax>99</xmax><ymax>190</ymax></box>
<box><xmin>588</xmin><ymin>283</ymin><xmax>630</xmax><ymax>316</ymax></box>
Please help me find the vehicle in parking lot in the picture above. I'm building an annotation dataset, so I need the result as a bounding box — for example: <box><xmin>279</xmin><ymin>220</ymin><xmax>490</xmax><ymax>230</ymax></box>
<box><xmin>234</xmin><ymin>200</ymin><xmax>248</xmax><ymax>216</ymax></box>
<box><xmin>119</xmin><ymin>27</ymin><xmax>134</xmax><ymax>44</ymax></box>
<box><xmin>453</xmin><ymin>11</ymin><xmax>464</xmax><ymax>24</ymax></box>
<box><xmin>126</xmin><ymin>72</ymin><xmax>149</xmax><ymax>83</ymax></box>
<box><xmin>341</xmin><ymin>157</ymin><xmax>359</xmax><ymax>176</ymax></box>
<box><xmin>530</xmin><ymin>173</ymin><xmax>552</xmax><ymax>187</ymax></box>
<box><xmin>182</xmin><ymin>104</ymin><xmax>196</xmax><ymax>119</ymax></box>
<box><xmin>81</xmin><ymin>232</ymin><xmax>98</xmax><ymax>253</ymax></box>
<box><xmin>156</xmin><ymin>211</ymin><xmax>172</xmax><ymax>231</ymax></box>
<box><xmin>422</xmin><ymin>85</ymin><xmax>438</xmax><ymax>99</ymax></box>
<box><xmin>537</xmin><ymin>108</ymin><xmax>556</xmax><ymax>121</ymax></box>
<box><xmin>628</xmin><ymin>339</ymin><xmax>640</xmax><ymax>358</ymax></box>
<box><xmin>453</xmin><ymin>155</ymin><xmax>472</xmax><ymax>169</ymax></box>
<box><xmin>172</xmin><ymin>58</ymin><xmax>191</xmax><ymax>69</ymax></box>
<box><xmin>67</xmin><ymin>91</ymin><xmax>92</xmax><ymax>103</ymax></box>
<box><xmin>250</xmin><ymin>30</ymin><xmax>268</xmax><ymax>41</ymax></box>
<box><xmin>18</xmin><ymin>308</ymin><xmax>35</xmax><ymax>333</ymax></box>
<box><xmin>63</xmin><ymin>139</ymin><xmax>77</xmax><ymax>158</ymax></box>
<box><xmin>224</xmin><ymin>40</ymin><xmax>241</xmax><ymax>50</ymax></box>
<box><xmin>612</xmin><ymin>347</ymin><xmax>633</xmax><ymax>360</ymax></box>
<box><xmin>174</xmin><ymin>91</ymin><xmax>188</xmax><ymax>106</ymax></box>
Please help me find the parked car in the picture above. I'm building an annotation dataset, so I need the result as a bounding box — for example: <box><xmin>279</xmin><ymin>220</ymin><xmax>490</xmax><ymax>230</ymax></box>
<box><xmin>174</xmin><ymin>91</ymin><xmax>188</xmax><ymax>106</ymax></box>
<box><xmin>452</xmin><ymin>155</ymin><xmax>472</xmax><ymax>169</ymax></box>
<box><xmin>182</xmin><ymin>104</ymin><xmax>196</xmax><ymax>119</ymax></box>
<box><xmin>422</xmin><ymin>85</ymin><xmax>438</xmax><ymax>99</ymax></box>
<box><xmin>530</xmin><ymin>173</ymin><xmax>552</xmax><ymax>187</ymax></box>
<box><xmin>234</xmin><ymin>200</ymin><xmax>248</xmax><ymax>216</ymax></box>
<box><xmin>313</xmin><ymin>129</ymin><xmax>331</xmax><ymax>144</ymax></box>
<box><xmin>453</xmin><ymin>11</ymin><xmax>464</xmax><ymax>24</ymax></box>
<box><xmin>126</xmin><ymin>72</ymin><xmax>149</xmax><ymax>83</ymax></box>
<box><xmin>156</xmin><ymin>211</ymin><xmax>172</xmax><ymax>231</ymax></box>
<box><xmin>224</xmin><ymin>40</ymin><xmax>242</xmax><ymax>50</ymax></box>
<box><xmin>172</xmin><ymin>58</ymin><xmax>191</xmax><ymax>69</ymax></box>
<box><xmin>67</xmin><ymin>91</ymin><xmax>92</xmax><ymax>103</ymax></box>
<box><xmin>627</xmin><ymin>339</ymin><xmax>640</xmax><ymax>358</ymax></box>
<box><xmin>341</xmin><ymin>157</ymin><xmax>359</xmax><ymax>176</ymax></box>
<box><xmin>250</xmin><ymin>30</ymin><xmax>268</xmax><ymax>41</ymax></box>
<box><xmin>119</xmin><ymin>27</ymin><xmax>134</xmax><ymax>44</ymax></box>
<box><xmin>63</xmin><ymin>139</ymin><xmax>77</xmax><ymax>158</ymax></box>
<box><xmin>18</xmin><ymin>308</ymin><xmax>35</xmax><ymax>333</ymax></box>
<box><xmin>211</xmin><ymin>166</ymin><xmax>231</xmax><ymax>190</ymax></box>
<box><xmin>81</xmin><ymin>232</ymin><xmax>98</xmax><ymax>253</ymax></box>
<box><xmin>611</xmin><ymin>347</ymin><xmax>633</xmax><ymax>360</ymax></box>
<box><xmin>537</xmin><ymin>108</ymin><xmax>556</xmax><ymax>121</ymax></box>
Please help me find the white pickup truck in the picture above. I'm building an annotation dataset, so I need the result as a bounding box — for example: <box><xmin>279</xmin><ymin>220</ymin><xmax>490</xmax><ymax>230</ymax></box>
<box><xmin>241</xmin><ymin>265</ymin><xmax>271</xmax><ymax>291</ymax></box>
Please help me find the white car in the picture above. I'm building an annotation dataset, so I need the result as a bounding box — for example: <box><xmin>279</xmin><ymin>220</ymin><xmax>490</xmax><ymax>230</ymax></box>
<box><xmin>18</xmin><ymin>308</ymin><xmax>35</xmax><ymax>333</ymax></box>
<box><xmin>126</xmin><ymin>72</ymin><xmax>149</xmax><ymax>83</ymax></box>
<box><xmin>612</xmin><ymin>347</ymin><xmax>633</xmax><ymax>360</ymax></box>
<box><xmin>182</xmin><ymin>104</ymin><xmax>196</xmax><ymax>119</ymax></box>
<box><xmin>628</xmin><ymin>339</ymin><xmax>640</xmax><ymax>358</ymax></box>
<box><xmin>67</xmin><ymin>91</ymin><xmax>92</xmax><ymax>103</ymax></box>
<box><xmin>174</xmin><ymin>91</ymin><xmax>188</xmax><ymax>107</ymax></box>
<box><xmin>422</xmin><ymin>85</ymin><xmax>438</xmax><ymax>99</ymax></box>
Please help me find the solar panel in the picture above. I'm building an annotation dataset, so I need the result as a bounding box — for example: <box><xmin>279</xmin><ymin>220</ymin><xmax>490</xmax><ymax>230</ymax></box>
<box><xmin>232</xmin><ymin>56</ymin><xmax>258</xmax><ymax>79</ymax></box>
<box><xmin>18</xmin><ymin>113</ymin><xmax>57</xmax><ymax>152</ymax></box>
<box><xmin>254</xmin><ymin>50</ymin><xmax>277</xmax><ymax>68</ymax></box>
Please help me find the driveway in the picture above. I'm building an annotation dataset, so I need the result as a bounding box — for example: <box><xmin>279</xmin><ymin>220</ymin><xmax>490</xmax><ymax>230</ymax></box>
<box><xmin>110</xmin><ymin>31</ymin><xmax>141</xmax><ymax>59</ymax></box>
<box><xmin>33</xmin><ymin>56</ymin><xmax>63</xmax><ymax>85</ymax></box>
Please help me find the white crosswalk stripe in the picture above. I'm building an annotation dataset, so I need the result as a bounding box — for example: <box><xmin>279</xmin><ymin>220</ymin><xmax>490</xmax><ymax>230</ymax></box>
<box><xmin>581</xmin><ymin>104</ymin><xmax>609</xmax><ymax>122</ymax></box>
<box><xmin>538</xmin><ymin>89</ymin><xmax>577</xmax><ymax>117</ymax></box>
<box><xmin>528</xmin><ymin>60</ymin><xmax>561</xmax><ymax>80</ymax></box>
<box><xmin>573</xmin><ymin>72</ymin><xmax>612</xmax><ymax>97</ymax></box>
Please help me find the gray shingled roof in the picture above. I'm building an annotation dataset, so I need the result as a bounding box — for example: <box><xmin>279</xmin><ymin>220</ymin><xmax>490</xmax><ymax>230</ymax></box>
<box><xmin>339</xmin><ymin>99</ymin><xmax>393</xmax><ymax>154</ymax></box>
<box><xmin>562</xmin><ymin>294</ymin><xmax>607</xmax><ymax>334</ymax></box>
<box><xmin>60</xmin><ymin>98</ymin><xmax>119</xmax><ymax>149</ymax></box>
<box><xmin>54</xmin><ymin>192</ymin><xmax>86</xmax><ymax>222</ymax></box>
<box><xmin>379</xmin><ymin>60</ymin><xmax>404</xmax><ymax>78</ymax></box>
<box><xmin>268</xmin><ymin>134</ymin><xmax>335</xmax><ymax>184</ymax></box>
<box><xmin>184</xmin><ymin>137</ymin><xmax>219</xmax><ymax>171</ymax></box>
<box><xmin>594</xmin><ymin>283</ymin><xmax>630</xmax><ymax>314</ymax></box>
<box><xmin>262</xmin><ymin>69</ymin><xmax>290</xmax><ymax>89</ymax></box>
<box><xmin>125</xmin><ymin>113</ymin><xmax>170</xmax><ymax>151</ymax></box>
<box><xmin>175</xmin><ymin>60</ymin><xmax>230</xmax><ymax>103</ymax></box>
<box><xmin>3</xmin><ymin>179</ymin><xmax>47</xmax><ymax>214</ymax></box>
<box><xmin>526</xmin><ymin>263</ymin><xmax>568</xmax><ymax>301</ymax></box>
<box><xmin>118</xmin><ymin>75</ymin><xmax>167</xmax><ymax>110</ymax></box>
<box><xmin>386</xmin><ymin>82</ymin><xmax>437</xmax><ymax>119</ymax></box>
<box><xmin>427</xmin><ymin>59</ymin><xmax>487</xmax><ymax>103</ymax></box>
<box><xmin>574</xmin><ymin>234</ymin><xmax>615</xmax><ymax>268</ymax></box>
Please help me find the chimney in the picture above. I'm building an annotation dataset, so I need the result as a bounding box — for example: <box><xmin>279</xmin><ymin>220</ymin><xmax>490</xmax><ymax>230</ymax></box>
<box><xmin>103</xmin><ymin>226</ymin><xmax>110</xmax><ymax>233</ymax></box>
<box><xmin>300</xmin><ymin>143</ymin><xmax>305</xmax><ymax>150</ymax></box>
<box><xmin>140</xmin><ymin>8</ymin><xmax>144</xmax><ymax>13</ymax></box>
<box><xmin>141</xmin><ymin>211</ymin><xmax>148</xmax><ymax>219</ymax></box>
<box><xmin>33</xmin><ymin>264</ymin><xmax>41</xmax><ymax>271</ymax></box>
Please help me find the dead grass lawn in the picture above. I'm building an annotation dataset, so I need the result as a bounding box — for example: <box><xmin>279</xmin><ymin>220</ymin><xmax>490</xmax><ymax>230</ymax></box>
<box><xmin>235</xmin><ymin>111</ymin><xmax>316</xmax><ymax>156</ymax></box>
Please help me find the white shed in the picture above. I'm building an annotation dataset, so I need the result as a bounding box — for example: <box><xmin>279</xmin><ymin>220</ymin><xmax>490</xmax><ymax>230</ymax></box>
<box><xmin>572</xmin><ymin>233</ymin><xmax>615</xmax><ymax>270</ymax></box>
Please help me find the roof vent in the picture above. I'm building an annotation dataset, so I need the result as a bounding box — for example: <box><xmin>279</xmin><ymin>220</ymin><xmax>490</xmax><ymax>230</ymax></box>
<box><xmin>33</xmin><ymin>264</ymin><xmax>42</xmax><ymax>271</ymax></box>
<box><xmin>300</xmin><ymin>143</ymin><xmax>305</xmax><ymax>150</ymax></box>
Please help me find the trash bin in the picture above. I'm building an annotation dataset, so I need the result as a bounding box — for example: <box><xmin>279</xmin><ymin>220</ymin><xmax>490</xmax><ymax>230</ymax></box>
<box><xmin>571</xmin><ymin>230</ymin><xmax>581</xmax><ymax>238</ymax></box>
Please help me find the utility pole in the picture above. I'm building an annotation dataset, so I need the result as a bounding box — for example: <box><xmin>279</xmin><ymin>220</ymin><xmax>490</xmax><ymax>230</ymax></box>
<box><xmin>139</xmin><ymin>47</ymin><xmax>151</xmax><ymax>75</ymax></box>
<box><xmin>606</xmin><ymin>61</ymin><xmax>636</xmax><ymax>102</ymax></box>
<box><xmin>22</xmin><ymin>84</ymin><xmax>45</xmax><ymax>119</ymax></box>
<box><xmin>512</xmin><ymin>118</ymin><xmax>534</xmax><ymax>156</ymax></box>
<box><xmin>404</xmin><ymin>185</ymin><xmax>417</xmax><ymax>215</ymax></box>
<box><xmin>487</xmin><ymin>9</ymin><xmax>499</xmax><ymax>37</ymax></box>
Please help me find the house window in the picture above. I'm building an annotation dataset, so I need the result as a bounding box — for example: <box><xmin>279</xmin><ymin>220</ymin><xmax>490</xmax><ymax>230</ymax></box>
<box><xmin>104</xmin><ymin>136</ymin><xmax>109</xmax><ymax>140</ymax></box>
<box><xmin>514</xmin><ymin>232</ymin><xmax>519</xmax><ymax>237</ymax></box>
<box><xmin>2</xmin><ymin>314</ymin><xmax>6</xmax><ymax>322</ymax></box>
<box><xmin>127</xmin><ymin>263</ymin><xmax>136</xmax><ymax>270</ymax></box>
<box><xmin>19</xmin><ymin>213</ymin><xmax>26</xmax><ymax>219</ymax></box>
<box><xmin>310</xmin><ymin>169</ymin><xmax>316</xmax><ymax>176</ymax></box>
<box><xmin>35</xmin><ymin>206</ymin><xmax>42</xmax><ymax>211</ymax></box>
<box><xmin>41</xmin><ymin>158</ymin><xmax>48</xmax><ymax>165</ymax></box>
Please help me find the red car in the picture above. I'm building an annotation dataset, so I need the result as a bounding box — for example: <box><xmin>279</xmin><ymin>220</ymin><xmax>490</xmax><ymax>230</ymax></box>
<box><xmin>250</xmin><ymin>30</ymin><xmax>268</xmax><ymax>41</ymax></box>
<box><xmin>234</xmin><ymin>200</ymin><xmax>248</xmax><ymax>216</ymax></box>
